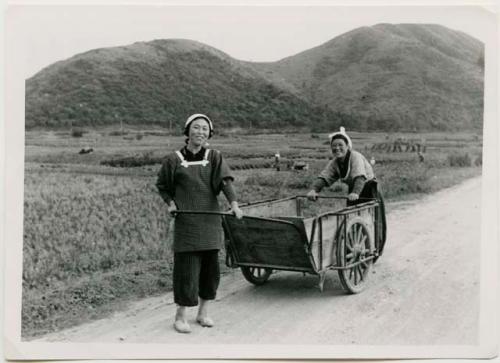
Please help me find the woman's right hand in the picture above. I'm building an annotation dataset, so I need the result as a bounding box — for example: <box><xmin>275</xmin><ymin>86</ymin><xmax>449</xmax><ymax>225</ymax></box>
<box><xmin>167</xmin><ymin>202</ymin><xmax>178</xmax><ymax>216</ymax></box>
<box><xmin>306</xmin><ymin>190</ymin><xmax>318</xmax><ymax>201</ymax></box>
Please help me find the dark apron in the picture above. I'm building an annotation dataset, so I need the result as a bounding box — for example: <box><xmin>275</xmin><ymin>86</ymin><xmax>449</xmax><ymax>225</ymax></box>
<box><xmin>348</xmin><ymin>179</ymin><xmax>387</xmax><ymax>259</ymax></box>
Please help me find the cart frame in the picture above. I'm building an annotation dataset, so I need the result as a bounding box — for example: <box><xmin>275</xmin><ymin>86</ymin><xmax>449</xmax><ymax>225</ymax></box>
<box><xmin>173</xmin><ymin>195</ymin><xmax>381</xmax><ymax>294</ymax></box>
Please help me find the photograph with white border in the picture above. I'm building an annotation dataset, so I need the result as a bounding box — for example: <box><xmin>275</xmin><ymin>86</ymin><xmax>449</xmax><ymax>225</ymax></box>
<box><xmin>3</xmin><ymin>1</ymin><xmax>499</xmax><ymax>360</ymax></box>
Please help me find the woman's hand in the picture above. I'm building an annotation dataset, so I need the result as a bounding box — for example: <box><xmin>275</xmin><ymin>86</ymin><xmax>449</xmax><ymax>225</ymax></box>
<box><xmin>167</xmin><ymin>202</ymin><xmax>178</xmax><ymax>216</ymax></box>
<box><xmin>230</xmin><ymin>203</ymin><xmax>243</xmax><ymax>219</ymax></box>
<box><xmin>231</xmin><ymin>206</ymin><xmax>244</xmax><ymax>219</ymax></box>
<box><xmin>347</xmin><ymin>193</ymin><xmax>359</xmax><ymax>201</ymax></box>
<box><xmin>230</xmin><ymin>201</ymin><xmax>243</xmax><ymax>219</ymax></box>
<box><xmin>307</xmin><ymin>190</ymin><xmax>318</xmax><ymax>201</ymax></box>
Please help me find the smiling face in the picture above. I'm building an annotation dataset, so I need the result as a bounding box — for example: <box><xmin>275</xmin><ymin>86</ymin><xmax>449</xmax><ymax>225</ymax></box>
<box><xmin>187</xmin><ymin>118</ymin><xmax>211</xmax><ymax>148</ymax></box>
<box><xmin>331</xmin><ymin>137</ymin><xmax>349</xmax><ymax>159</ymax></box>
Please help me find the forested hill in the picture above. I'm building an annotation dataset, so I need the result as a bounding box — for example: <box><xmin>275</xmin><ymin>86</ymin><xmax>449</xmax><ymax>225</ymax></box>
<box><xmin>26</xmin><ymin>24</ymin><xmax>484</xmax><ymax>131</ymax></box>
<box><xmin>250</xmin><ymin>23</ymin><xmax>484</xmax><ymax>131</ymax></box>
<box><xmin>26</xmin><ymin>39</ymin><xmax>346</xmax><ymax>130</ymax></box>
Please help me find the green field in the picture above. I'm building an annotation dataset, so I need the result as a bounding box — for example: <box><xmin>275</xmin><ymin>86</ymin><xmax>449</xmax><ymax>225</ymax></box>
<box><xmin>22</xmin><ymin>128</ymin><xmax>482</xmax><ymax>338</ymax></box>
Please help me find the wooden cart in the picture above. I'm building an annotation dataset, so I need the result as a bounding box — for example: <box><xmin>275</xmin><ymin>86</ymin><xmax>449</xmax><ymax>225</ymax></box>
<box><xmin>175</xmin><ymin>196</ymin><xmax>384</xmax><ymax>294</ymax></box>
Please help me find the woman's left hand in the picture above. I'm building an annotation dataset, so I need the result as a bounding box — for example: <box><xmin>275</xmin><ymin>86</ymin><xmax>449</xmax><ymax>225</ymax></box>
<box><xmin>230</xmin><ymin>202</ymin><xmax>244</xmax><ymax>219</ymax></box>
<box><xmin>347</xmin><ymin>193</ymin><xmax>359</xmax><ymax>201</ymax></box>
<box><xmin>231</xmin><ymin>206</ymin><xmax>244</xmax><ymax>219</ymax></box>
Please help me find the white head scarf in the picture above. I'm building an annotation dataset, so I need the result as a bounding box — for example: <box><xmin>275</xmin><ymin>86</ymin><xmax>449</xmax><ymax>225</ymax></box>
<box><xmin>328</xmin><ymin>126</ymin><xmax>352</xmax><ymax>150</ymax></box>
<box><xmin>184</xmin><ymin>113</ymin><xmax>214</xmax><ymax>138</ymax></box>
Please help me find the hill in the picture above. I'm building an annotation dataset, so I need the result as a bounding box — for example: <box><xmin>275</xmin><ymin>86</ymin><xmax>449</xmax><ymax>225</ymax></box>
<box><xmin>26</xmin><ymin>39</ymin><xmax>345</xmax><ymax>130</ymax></box>
<box><xmin>26</xmin><ymin>24</ymin><xmax>484</xmax><ymax>131</ymax></box>
<box><xmin>251</xmin><ymin>23</ymin><xmax>484</xmax><ymax>131</ymax></box>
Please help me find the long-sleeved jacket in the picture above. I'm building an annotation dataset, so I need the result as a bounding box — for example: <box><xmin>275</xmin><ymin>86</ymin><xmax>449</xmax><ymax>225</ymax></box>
<box><xmin>313</xmin><ymin>149</ymin><xmax>374</xmax><ymax>194</ymax></box>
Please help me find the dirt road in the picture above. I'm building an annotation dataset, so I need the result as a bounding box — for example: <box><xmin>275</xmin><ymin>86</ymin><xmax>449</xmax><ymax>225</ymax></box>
<box><xmin>37</xmin><ymin>177</ymin><xmax>481</xmax><ymax>345</ymax></box>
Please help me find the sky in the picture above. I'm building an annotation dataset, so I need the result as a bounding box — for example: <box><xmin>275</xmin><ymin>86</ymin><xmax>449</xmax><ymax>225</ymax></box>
<box><xmin>4</xmin><ymin>4</ymin><xmax>497</xmax><ymax>78</ymax></box>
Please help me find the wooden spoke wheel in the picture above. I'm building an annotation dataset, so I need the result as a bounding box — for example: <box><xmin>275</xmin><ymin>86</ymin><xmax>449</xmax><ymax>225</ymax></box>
<box><xmin>240</xmin><ymin>266</ymin><xmax>273</xmax><ymax>285</ymax></box>
<box><xmin>336</xmin><ymin>217</ymin><xmax>374</xmax><ymax>294</ymax></box>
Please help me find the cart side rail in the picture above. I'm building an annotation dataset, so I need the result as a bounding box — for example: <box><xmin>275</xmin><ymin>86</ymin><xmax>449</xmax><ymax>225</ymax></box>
<box><xmin>315</xmin><ymin>200</ymin><xmax>378</xmax><ymax>218</ymax></box>
<box><xmin>240</xmin><ymin>197</ymin><xmax>299</xmax><ymax>218</ymax></box>
<box><xmin>240</xmin><ymin>195</ymin><xmax>350</xmax><ymax>219</ymax></box>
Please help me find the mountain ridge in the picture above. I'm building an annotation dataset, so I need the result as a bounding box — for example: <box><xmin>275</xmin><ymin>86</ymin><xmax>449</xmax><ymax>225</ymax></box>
<box><xmin>249</xmin><ymin>23</ymin><xmax>484</xmax><ymax>130</ymax></box>
<box><xmin>26</xmin><ymin>24</ymin><xmax>484</xmax><ymax>131</ymax></box>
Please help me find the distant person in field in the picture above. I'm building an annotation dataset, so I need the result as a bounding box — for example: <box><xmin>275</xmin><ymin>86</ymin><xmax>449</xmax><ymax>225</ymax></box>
<box><xmin>306</xmin><ymin>127</ymin><xmax>387</xmax><ymax>257</ymax></box>
<box><xmin>418</xmin><ymin>151</ymin><xmax>425</xmax><ymax>162</ymax></box>
<box><xmin>274</xmin><ymin>151</ymin><xmax>281</xmax><ymax>171</ymax></box>
<box><xmin>156</xmin><ymin>113</ymin><xmax>243</xmax><ymax>334</ymax></box>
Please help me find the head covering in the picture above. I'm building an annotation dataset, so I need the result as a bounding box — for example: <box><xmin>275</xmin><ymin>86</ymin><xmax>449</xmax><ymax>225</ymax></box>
<box><xmin>184</xmin><ymin>113</ymin><xmax>214</xmax><ymax>138</ymax></box>
<box><xmin>329</xmin><ymin>126</ymin><xmax>352</xmax><ymax>150</ymax></box>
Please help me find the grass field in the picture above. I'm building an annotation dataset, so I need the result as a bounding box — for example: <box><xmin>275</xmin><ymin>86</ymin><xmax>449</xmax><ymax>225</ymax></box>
<box><xmin>22</xmin><ymin>128</ymin><xmax>482</xmax><ymax>338</ymax></box>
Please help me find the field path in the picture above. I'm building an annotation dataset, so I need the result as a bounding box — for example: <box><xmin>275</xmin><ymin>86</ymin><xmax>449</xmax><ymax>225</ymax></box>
<box><xmin>36</xmin><ymin>177</ymin><xmax>481</xmax><ymax>345</ymax></box>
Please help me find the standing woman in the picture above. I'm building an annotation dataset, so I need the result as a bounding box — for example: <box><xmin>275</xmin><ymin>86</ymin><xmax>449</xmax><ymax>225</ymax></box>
<box><xmin>156</xmin><ymin>114</ymin><xmax>243</xmax><ymax>334</ymax></box>
<box><xmin>307</xmin><ymin>127</ymin><xmax>387</xmax><ymax>257</ymax></box>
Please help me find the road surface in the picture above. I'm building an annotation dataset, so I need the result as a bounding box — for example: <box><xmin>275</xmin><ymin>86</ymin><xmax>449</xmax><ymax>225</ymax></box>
<box><xmin>36</xmin><ymin>177</ymin><xmax>481</xmax><ymax>345</ymax></box>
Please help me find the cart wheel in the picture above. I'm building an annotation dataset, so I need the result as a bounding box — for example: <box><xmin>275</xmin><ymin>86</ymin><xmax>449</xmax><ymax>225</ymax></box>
<box><xmin>240</xmin><ymin>266</ymin><xmax>272</xmax><ymax>285</ymax></box>
<box><xmin>336</xmin><ymin>217</ymin><xmax>374</xmax><ymax>294</ymax></box>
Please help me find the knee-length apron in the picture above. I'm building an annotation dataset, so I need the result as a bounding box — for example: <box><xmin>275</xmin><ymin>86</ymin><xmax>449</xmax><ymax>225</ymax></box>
<box><xmin>171</xmin><ymin>149</ymin><xmax>226</xmax><ymax>252</ymax></box>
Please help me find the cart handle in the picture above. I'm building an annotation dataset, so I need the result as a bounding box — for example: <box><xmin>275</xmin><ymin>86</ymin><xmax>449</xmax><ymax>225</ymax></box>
<box><xmin>171</xmin><ymin>210</ymin><xmax>232</xmax><ymax>216</ymax></box>
<box><xmin>170</xmin><ymin>210</ymin><xmax>303</xmax><ymax>229</ymax></box>
<box><xmin>315</xmin><ymin>200</ymin><xmax>378</xmax><ymax>219</ymax></box>
<box><xmin>296</xmin><ymin>195</ymin><xmax>377</xmax><ymax>201</ymax></box>
<box><xmin>295</xmin><ymin>195</ymin><xmax>348</xmax><ymax>199</ymax></box>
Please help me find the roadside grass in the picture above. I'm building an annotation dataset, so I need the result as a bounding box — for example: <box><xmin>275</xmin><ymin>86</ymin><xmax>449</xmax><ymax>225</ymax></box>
<box><xmin>22</xmin><ymin>129</ymin><xmax>482</xmax><ymax>339</ymax></box>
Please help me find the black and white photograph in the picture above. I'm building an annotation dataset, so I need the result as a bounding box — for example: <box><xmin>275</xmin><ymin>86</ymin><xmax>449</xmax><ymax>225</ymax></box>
<box><xmin>3</xmin><ymin>1</ymin><xmax>499</xmax><ymax>360</ymax></box>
